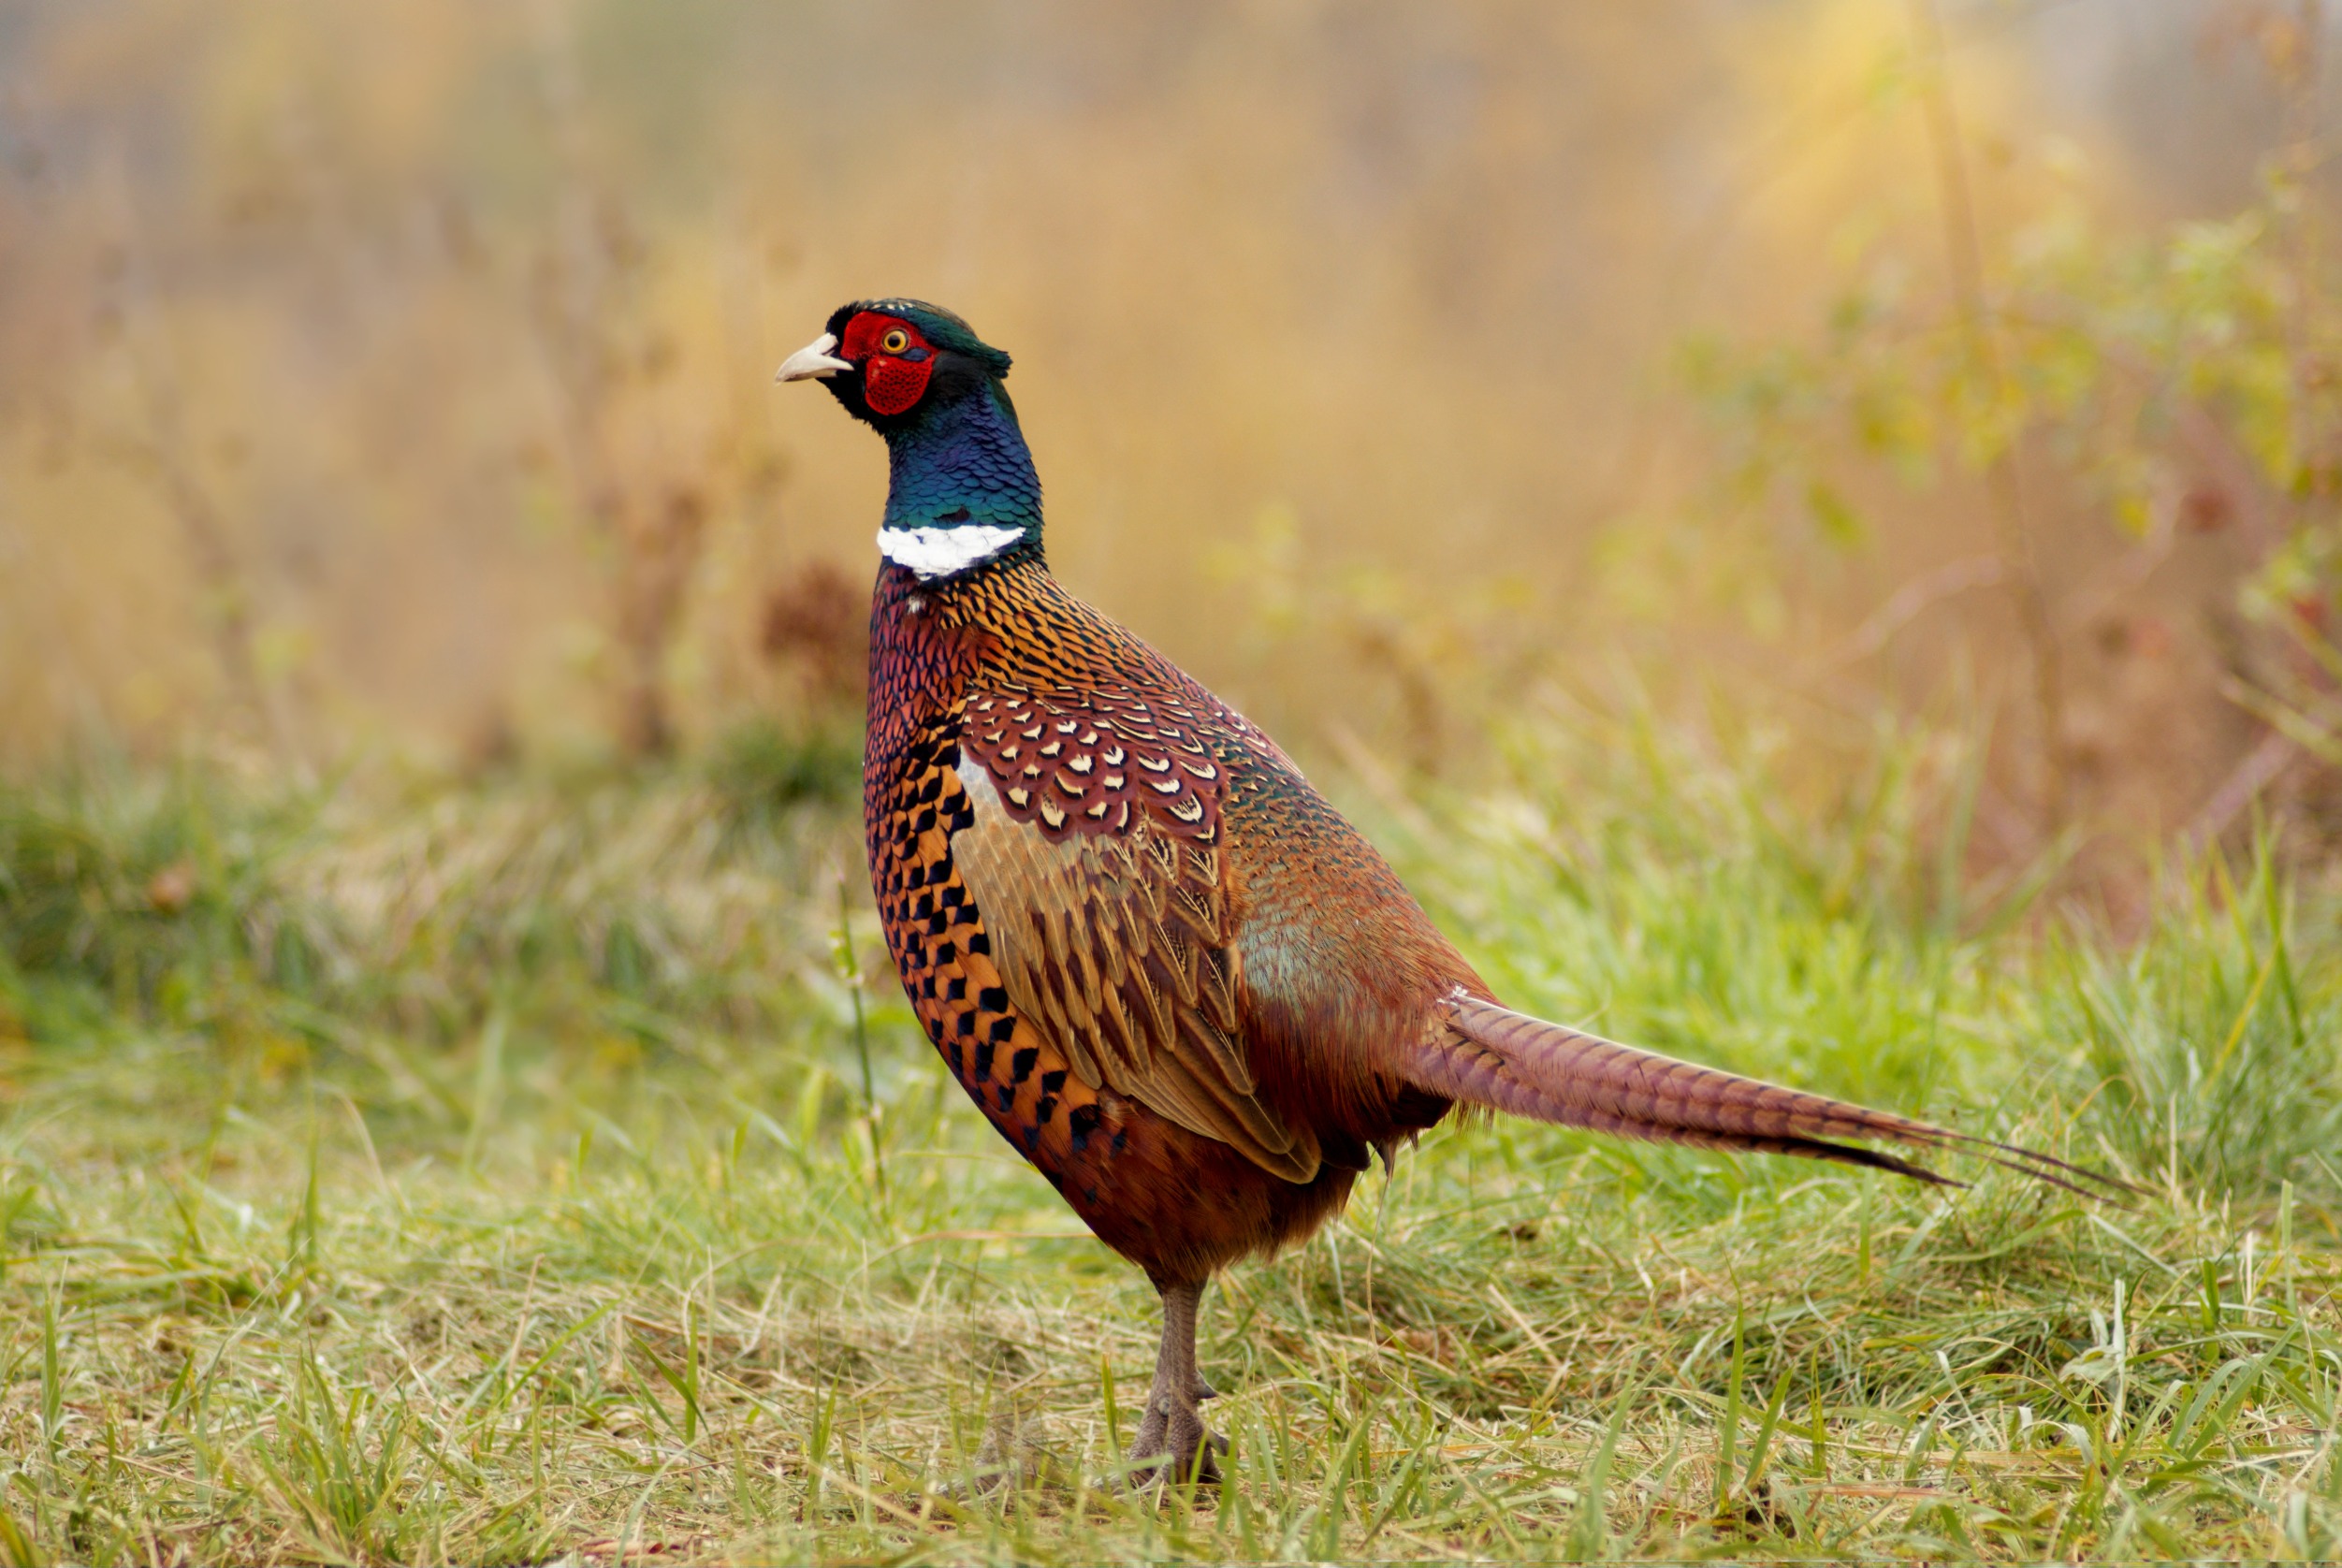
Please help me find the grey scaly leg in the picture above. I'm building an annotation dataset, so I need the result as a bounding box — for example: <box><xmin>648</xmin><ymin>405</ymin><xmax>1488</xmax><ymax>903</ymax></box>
<box><xmin>1127</xmin><ymin>1278</ymin><xmax>1226</xmax><ymax>1487</ymax></box>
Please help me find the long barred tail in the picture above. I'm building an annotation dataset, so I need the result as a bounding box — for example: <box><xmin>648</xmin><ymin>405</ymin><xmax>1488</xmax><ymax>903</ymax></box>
<box><xmin>1416</xmin><ymin>994</ymin><xmax>2136</xmax><ymax>1199</ymax></box>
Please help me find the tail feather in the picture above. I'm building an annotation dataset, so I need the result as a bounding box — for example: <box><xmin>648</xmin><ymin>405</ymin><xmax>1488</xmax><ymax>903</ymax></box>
<box><xmin>1422</xmin><ymin>994</ymin><xmax>2136</xmax><ymax>1201</ymax></box>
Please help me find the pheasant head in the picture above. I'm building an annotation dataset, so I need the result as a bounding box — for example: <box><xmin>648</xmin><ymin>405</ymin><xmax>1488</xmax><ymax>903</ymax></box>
<box><xmin>778</xmin><ymin>298</ymin><xmax>1040</xmax><ymax>580</ymax></box>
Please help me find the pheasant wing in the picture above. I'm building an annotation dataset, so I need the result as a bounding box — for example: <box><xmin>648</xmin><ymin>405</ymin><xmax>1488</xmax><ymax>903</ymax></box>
<box><xmin>950</xmin><ymin>684</ymin><xmax>1319</xmax><ymax>1182</ymax></box>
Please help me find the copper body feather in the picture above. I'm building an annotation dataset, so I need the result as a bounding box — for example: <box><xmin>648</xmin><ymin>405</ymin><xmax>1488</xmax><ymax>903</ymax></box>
<box><xmin>866</xmin><ymin>559</ymin><xmax>1465</xmax><ymax>1285</ymax></box>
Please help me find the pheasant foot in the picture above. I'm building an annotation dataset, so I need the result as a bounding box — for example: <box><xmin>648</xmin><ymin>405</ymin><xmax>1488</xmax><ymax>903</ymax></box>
<box><xmin>1124</xmin><ymin>1278</ymin><xmax>1226</xmax><ymax>1489</ymax></box>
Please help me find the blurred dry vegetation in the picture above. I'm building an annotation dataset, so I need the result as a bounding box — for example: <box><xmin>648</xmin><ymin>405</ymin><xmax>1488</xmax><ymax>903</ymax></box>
<box><xmin>2</xmin><ymin>0</ymin><xmax>2340</xmax><ymax>900</ymax></box>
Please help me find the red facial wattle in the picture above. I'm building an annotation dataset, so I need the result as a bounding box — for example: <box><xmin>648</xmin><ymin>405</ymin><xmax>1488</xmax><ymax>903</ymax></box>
<box><xmin>839</xmin><ymin>312</ymin><xmax>937</xmax><ymax>416</ymax></box>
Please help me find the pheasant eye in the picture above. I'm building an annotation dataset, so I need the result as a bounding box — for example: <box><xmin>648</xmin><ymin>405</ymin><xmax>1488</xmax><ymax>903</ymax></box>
<box><xmin>880</xmin><ymin>328</ymin><xmax>910</xmax><ymax>355</ymax></box>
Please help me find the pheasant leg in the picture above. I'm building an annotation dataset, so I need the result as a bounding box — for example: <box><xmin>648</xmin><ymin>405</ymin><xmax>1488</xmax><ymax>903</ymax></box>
<box><xmin>1127</xmin><ymin>1279</ymin><xmax>1226</xmax><ymax>1487</ymax></box>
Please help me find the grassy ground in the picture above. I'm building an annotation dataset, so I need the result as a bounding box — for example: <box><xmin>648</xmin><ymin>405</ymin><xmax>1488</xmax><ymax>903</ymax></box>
<box><xmin>3</xmin><ymin>711</ymin><xmax>2340</xmax><ymax>1563</ymax></box>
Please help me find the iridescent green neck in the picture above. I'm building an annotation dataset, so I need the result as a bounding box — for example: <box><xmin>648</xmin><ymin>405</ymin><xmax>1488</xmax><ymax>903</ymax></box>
<box><xmin>882</xmin><ymin>377</ymin><xmax>1042</xmax><ymax>545</ymax></box>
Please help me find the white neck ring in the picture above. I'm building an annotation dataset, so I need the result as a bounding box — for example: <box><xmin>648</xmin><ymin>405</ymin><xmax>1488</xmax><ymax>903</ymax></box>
<box><xmin>877</xmin><ymin>524</ymin><xmax>1026</xmax><ymax>581</ymax></box>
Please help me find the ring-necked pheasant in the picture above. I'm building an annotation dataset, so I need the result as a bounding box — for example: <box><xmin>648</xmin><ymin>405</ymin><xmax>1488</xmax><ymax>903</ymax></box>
<box><xmin>775</xmin><ymin>298</ymin><xmax>2128</xmax><ymax>1486</ymax></box>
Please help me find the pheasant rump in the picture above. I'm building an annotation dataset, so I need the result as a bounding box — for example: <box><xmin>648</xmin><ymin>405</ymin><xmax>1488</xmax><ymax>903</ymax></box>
<box><xmin>775</xmin><ymin>298</ymin><xmax>2124</xmax><ymax>1485</ymax></box>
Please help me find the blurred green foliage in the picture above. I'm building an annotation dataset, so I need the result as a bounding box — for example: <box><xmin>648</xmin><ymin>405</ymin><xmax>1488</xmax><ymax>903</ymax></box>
<box><xmin>1663</xmin><ymin>154</ymin><xmax>2342</xmax><ymax>816</ymax></box>
<box><xmin>0</xmin><ymin>723</ymin><xmax>865</xmax><ymax>1055</ymax></box>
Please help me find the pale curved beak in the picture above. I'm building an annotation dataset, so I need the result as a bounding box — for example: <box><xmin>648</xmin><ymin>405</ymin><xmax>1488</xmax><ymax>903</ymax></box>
<box><xmin>775</xmin><ymin>332</ymin><xmax>855</xmax><ymax>383</ymax></box>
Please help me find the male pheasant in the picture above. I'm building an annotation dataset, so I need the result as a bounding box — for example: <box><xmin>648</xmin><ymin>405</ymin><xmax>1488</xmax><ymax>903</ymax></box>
<box><xmin>776</xmin><ymin>299</ymin><xmax>2124</xmax><ymax>1485</ymax></box>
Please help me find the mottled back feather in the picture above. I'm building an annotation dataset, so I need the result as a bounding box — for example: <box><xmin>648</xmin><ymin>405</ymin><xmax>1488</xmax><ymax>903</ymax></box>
<box><xmin>951</xmin><ymin>697</ymin><xmax>1321</xmax><ymax>1180</ymax></box>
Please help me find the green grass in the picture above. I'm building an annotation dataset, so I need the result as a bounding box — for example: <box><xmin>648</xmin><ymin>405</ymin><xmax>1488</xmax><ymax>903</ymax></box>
<box><xmin>2</xmin><ymin>713</ymin><xmax>2339</xmax><ymax>1563</ymax></box>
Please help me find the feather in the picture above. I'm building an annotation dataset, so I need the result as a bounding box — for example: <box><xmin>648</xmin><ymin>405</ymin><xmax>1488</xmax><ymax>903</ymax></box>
<box><xmin>1420</xmin><ymin>994</ymin><xmax>2138</xmax><ymax>1199</ymax></box>
<box><xmin>949</xmin><ymin>726</ymin><xmax>1322</xmax><ymax>1183</ymax></box>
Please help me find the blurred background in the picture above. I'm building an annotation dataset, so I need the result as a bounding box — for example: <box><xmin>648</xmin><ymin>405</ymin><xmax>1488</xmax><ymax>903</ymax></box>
<box><xmin>4</xmin><ymin>0</ymin><xmax>2341</xmax><ymax>905</ymax></box>
<box><xmin>15</xmin><ymin>12</ymin><xmax>2342</xmax><ymax>1558</ymax></box>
